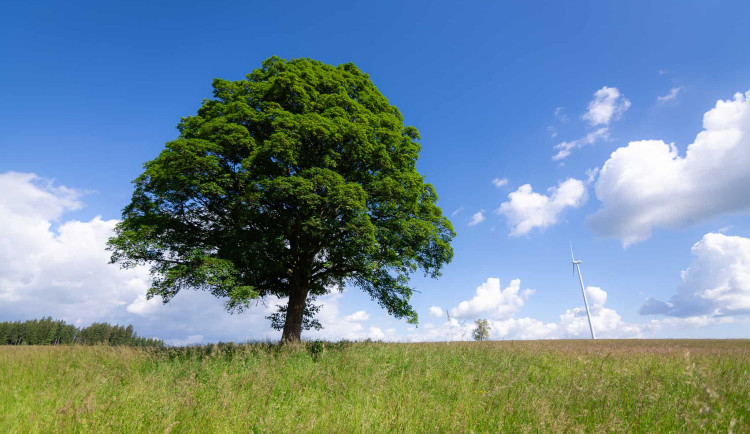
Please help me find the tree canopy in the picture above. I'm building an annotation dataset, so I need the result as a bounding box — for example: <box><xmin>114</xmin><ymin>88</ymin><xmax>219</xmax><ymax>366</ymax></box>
<box><xmin>108</xmin><ymin>57</ymin><xmax>455</xmax><ymax>342</ymax></box>
<box><xmin>472</xmin><ymin>319</ymin><xmax>490</xmax><ymax>341</ymax></box>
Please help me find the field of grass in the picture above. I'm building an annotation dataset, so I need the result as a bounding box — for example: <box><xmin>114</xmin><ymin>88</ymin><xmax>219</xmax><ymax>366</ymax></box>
<box><xmin>1</xmin><ymin>340</ymin><xmax>748</xmax><ymax>432</ymax></box>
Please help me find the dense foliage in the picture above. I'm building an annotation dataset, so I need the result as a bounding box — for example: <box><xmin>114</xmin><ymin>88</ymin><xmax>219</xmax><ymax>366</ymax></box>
<box><xmin>109</xmin><ymin>57</ymin><xmax>455</xmax><ymax>341</ymax></box>
<box><xmin>473</xmin><ymin>318</ymin><xmax>490</xmax><ymax>341</ymax></box>
<box><xmin>0</xmin><ymin>318</ymin><xmax>162</xmax><ymax>347</ymax></box>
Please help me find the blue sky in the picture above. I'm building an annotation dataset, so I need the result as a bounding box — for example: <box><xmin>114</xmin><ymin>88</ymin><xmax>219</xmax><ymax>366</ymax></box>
<box><xmin>2</xmin><ymin>1</ymin><xmax>749</xmax><ymax>343</ymax></box>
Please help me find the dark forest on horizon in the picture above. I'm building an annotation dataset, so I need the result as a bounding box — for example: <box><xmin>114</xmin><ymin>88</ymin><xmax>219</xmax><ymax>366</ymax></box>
<box><xmin>0</xmin><ymin>317</ymin><xmax>162</xmax><ymax>347</ymax></box>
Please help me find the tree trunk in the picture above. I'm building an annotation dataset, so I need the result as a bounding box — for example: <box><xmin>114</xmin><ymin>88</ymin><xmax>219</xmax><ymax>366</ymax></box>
<box><xmin>281</xmin><ymin>275</ymin><xmax>310</xmax><ymax>343</ymax></box>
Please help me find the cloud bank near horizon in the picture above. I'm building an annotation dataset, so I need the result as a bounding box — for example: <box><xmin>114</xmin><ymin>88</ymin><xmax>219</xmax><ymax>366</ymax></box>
<box><xmin>0</xmin><ymin>165</ymin><xmax>748</xmax><ymax>343</ymax></box>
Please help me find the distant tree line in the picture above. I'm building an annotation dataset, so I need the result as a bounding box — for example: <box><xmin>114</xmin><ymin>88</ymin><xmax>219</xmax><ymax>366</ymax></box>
<box><xmin>0</xmin><ymin>317</ymin><xmax>163</xmax><ymax>347</ymax></box>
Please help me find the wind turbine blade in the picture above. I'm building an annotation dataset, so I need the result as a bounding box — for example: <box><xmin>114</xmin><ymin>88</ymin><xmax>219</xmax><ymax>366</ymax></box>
<box><xmin>570</xmin><ymin>242</ymin><xmax>575</xmax><ymax>262</ymax></box>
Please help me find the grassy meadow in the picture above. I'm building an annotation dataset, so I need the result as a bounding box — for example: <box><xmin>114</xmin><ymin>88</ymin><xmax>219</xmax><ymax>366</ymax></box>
<box><xmin>1</xmin><ymin>340</ymin><xmax>748</xmax><ymax>432</ymax></box>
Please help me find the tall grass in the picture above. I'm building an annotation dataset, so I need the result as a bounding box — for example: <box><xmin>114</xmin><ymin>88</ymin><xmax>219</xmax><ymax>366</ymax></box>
<box><xmin>1</xmin><ymin>340</ymin><xmax>748</xmax><ymax>432</ymax></box>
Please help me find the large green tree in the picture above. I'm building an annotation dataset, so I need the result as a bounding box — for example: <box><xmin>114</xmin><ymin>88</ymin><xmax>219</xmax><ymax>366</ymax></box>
<box><xmin>108</xmin><ymin>57</ymin><xmax>455</xmax><ymax>342</ymax></box>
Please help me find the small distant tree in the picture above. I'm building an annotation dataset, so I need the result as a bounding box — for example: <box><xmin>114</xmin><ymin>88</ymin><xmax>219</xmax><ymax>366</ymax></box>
<box><xmin>472</xmin><ymin>319</ymin><xmax>490</xmax><ymax>341</ymax></box>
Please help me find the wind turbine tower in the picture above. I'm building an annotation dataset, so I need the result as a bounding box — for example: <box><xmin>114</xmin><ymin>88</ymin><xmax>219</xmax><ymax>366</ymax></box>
<box><xmin>571</xmin><ymin>244</ymin><xmax>596</xmax><ymax>339</ymax></box>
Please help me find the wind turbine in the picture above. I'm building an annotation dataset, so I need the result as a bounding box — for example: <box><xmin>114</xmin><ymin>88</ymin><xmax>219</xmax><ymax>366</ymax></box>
<box><xmin>570</xmin><ymin>243</ymin><xmax>596</xmax><ymax>339</ymax></box>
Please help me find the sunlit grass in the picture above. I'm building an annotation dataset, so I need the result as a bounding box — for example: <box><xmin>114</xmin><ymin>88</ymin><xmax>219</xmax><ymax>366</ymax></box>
<box><xmin>1</xmin><ymin>340</ymin><xmax>748</xmax><ymax>432</ymax></box>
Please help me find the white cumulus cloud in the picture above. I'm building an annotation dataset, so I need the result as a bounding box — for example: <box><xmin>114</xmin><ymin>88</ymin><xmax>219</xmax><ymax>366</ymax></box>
<box><xmin>450</xmin><ymin>278</ymin><xmax>534</xmax><ymax>320</ymax></box>
<box><xmin>344</xmin><ymin>310</ymin><xmax>370</xmax><ymax>322</ymax></box>
<box><xmin>4</xmin><ymin>171</ymin><xmax>746</xmax><ymax>344</ymax></box>
<box><xmin>0</xmin><ymin>171</ymin><xmax>289</xmax><ymax>344</ymax></box>
<box><xmin>657</xmin><ymin>87</ymin><xmax>682</xmax><ymax>102</ymax></box>
<box><xmin>300</xmin><ymin>292</ymin><xmax>398</xmax><ymax>341</ymax></box>
<box><xmin>408</xmin><ymin>282</ymin><xmax>644</xmax><ymax>341</ymax></box>
<box><xmin>553</xmin><ymin>127</ymin><xmax>609</xmax><ymax>160</ymax></box>
<box><xmin>552</xmin><ymin>86</ymin><xmax>629</xmax><ymax>160</ymax></box>
<box><xmin>640</xmin><ymin>233</ymin><xmax>750</xmax><ymax>317</ymax></box>
<box><xmin>368</xmin><ymin>327</ymin><xmax>385</xmax><ymax>340</ymax></box>
<box><xmin>468</xmin><ymin>210</ymin><xmax>486</xmax><ymax>226</ymax></box>
<box><xmin>396</xmin><ymin>274</ymin><xmax>747</xmax><ymax>342</ymax></box>
<box><xmin>583</xmin><ymin>86</ymin><xmax>631</xmax><ymax>126</ymax></box>
<box><xmin>492</xmin><ymin>177</ymin><xmax>509</xmax><ymax>188</ymax></box>
<box><xmin>589</xmin><ymin>91</ymin><xmax>750</xmax><ymax>245</ymax></box>
<box><xmin>554</xmin><ymin>106</ymin><xmax>569</xmax><ymax>124</ymax></box>
<box><xmin>170</xmin><ymin>334</ymin><xmax>204</xmax><ymax>346</ymax></box>
<box><xmin>0</xmin><ymin>171</ymin><xmax>399</xmax><ymax>344</ymax></box>
<box><xmin>0</xmin><ymin>172</ymin><xmax>151</xmax><ymax>316</ymax></box>
<box><xmin>497</xmin><ymin>179</ymin><xmax>587</xmax><ymax>236</ymax></box>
